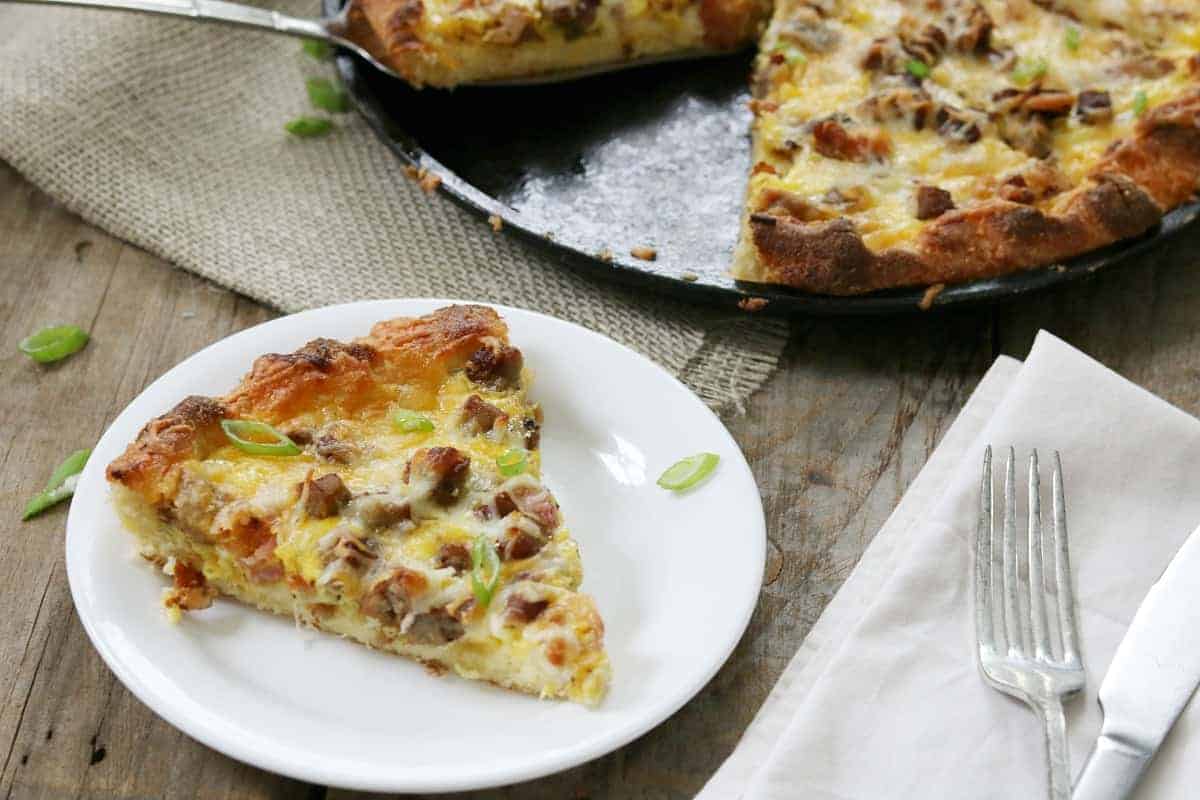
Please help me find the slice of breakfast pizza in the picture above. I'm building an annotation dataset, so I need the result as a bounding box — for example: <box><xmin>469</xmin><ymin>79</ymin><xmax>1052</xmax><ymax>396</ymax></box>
<box><xmin>347</xmin><ymin>0</ymin><xmax>771</xmax><ymax>88</ymax></box>
<box><xmin>106</xmin><ymin>305</ymin><xmax>610</xmax><ymax>705</ymax></box>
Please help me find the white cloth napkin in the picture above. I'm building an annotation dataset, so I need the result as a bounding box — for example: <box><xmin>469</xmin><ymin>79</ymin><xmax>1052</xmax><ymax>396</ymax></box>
<box><xmin>700</xmin><ymin>331</ymin><xmax>1200</xmax><ymax>799</ymax></box>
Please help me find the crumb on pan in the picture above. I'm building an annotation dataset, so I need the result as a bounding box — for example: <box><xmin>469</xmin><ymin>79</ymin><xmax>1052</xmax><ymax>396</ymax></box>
<box><xmin>630</xmin><ymin>246</ymin><xmax>657</xmax><ymax>261</ymax></box>
<box><xmin>680</xmin><ymin>272</ymin><xmax>699</xmax><ymax>282</ymax></box>
<box><xmin>918</xmin><ymin>283</ymin><xmax>945</xmax><ymax>311</ymax></box>
<box><xmin>597</xmin><ymin>249</ymin><xmax>613</xmax><ymax>263</ymax></box>
<box><xmin>738</xmin><ymin>297</ymin><xmax>769</xmax><ymax>312</ymax></box>
<box><xmin>488</xmin><ymin>215</ymin><xmax>503</xmax><ymax>232</ymax></box>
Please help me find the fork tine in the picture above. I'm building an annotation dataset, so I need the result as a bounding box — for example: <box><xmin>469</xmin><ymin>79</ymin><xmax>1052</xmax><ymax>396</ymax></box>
<box><xmin>1051</xmin><ymin>451</ymin><xmax>1081</xmax><ymax>665</ymax></box>
<box><xmin>1028</xmin><ymin>451</ymin><xmax>1050</xmax><ymax>661</ymax></box>
<box><xmin>1002</xmin><ymin>447</ymin><xmax>1023</xmax><ymax>656</ymax></box>
<box><xmin>975</xmin><ymin>446</ymin><xmax>995</xmax><ymax>655</ymax></box>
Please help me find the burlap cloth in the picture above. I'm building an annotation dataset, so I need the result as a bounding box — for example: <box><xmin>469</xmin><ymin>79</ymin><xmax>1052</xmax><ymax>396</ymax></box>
<box><xmin>0</xmin><ymin>3</ymin><xmax>789</xmax><ymax>410</ymax></box>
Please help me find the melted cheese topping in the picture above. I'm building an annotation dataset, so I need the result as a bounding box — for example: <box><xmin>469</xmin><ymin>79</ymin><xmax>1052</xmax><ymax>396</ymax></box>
<box><xmin>113</xmin><ymin>366</ymin><xmax>609</xmax><ymax>705</ymax></box>
<box><xmin>744</xmin><ymin>0</ymin><xmax>1198</xmax><ymax>256</ymax></box>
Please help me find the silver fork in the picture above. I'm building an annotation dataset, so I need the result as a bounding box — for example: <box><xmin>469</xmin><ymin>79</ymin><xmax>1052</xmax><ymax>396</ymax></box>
<box><xmin>975</xmin><ymin>447</ymin><xmax>1085</xmax><ymax>799</ymax></box>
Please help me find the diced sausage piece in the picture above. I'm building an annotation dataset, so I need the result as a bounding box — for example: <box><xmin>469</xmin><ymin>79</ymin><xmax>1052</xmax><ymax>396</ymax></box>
<box><xmin>484</xmin><ymin>4</ymin><xmax>532</xmax><ymax>44</ymax></box>
<box><xmin>283</xmin><ymin>427</ymin><xmax>314</xmax><ymax>445</ymax></box>
<box><xmin>936</xmin><ymin>106</ymin><xmax>983</xmax><ymax>144</ymax></box>
<box><xmin>1023</xmin><ymin>91</ymin><xmax>1074</xmax><ymax>117</ymax></box>
<box><xmin>460</xmin><ymin>394</ymin><xmax>506</xmax><ymax>435</ymax></box>
<box><xmin>859</xmin><ymin>88</ymin><xmax>934</xmax><ymax>130</ymax></box>
<box><xmin>1076</xmin><ymin>90</ymin><xmax>1113</xmax><ymax>124</ymax></box>
<box><xmin>359</xmin><ymin>567</ymin><xmax>427</xmax><ymax>624</ymax></box>
<box><xmin>350</xmin><ymin>493</ymin><xmax>411</xmax><ymax>530</ymax></box>
<box><xmin>494</xmin><ymin>491</ymin><xmax>518</xmax><ymax>518</ymax></box>
<box><xmin>506</xmin><ymin>481</ymin><xmax>561</xmax><ymax>532</ymax></box>
<box><xmin>499</xmin><ymin>522</ymin><xmax>546</xmax><ymax>561</ymax></box>
<box><xmin>506</xmin><ymin>593</ymin><xmax>550</xmax><ymax>623</ymax></box>
<box><xmin>465</xmin><ymin>340</ymin><xmax>524</xmax><ymax>389</ymax></box>
<box><xmin>1123</xmin><ymin>55</ymin><xmax>1174</xmax><ymax>79</ymax></box>
<box><xmin>812</xmin><ymin>119</ymin><xmax>891</xmax><ymax>162</ymax></box>
<box><xmin>915</xmin><ymin>185</ymin><xmax>955</xmax><ymax>220</ymax></box>
<box><xmin>316</xmin><ymin>434</ymin><xmax>357</xmax><ymax>464</ymax></box>
<box><xmin>318</xmin><ymin>526</ymin><xmax>377</xmax><ymax>568</ymax></box>
<box><xmin>242</xmin><ymin>537</ymin><xmax>285</xmax><ymax>583</ymax></box>
<box><xmin>304</xmin><ymin>473</ymin><xmax>351</xmax><ymax>519</ymax></box>
<box><xmin>1188</xmin><ymin>54</ymin><xmax>1200</xmax><ymax>78</ymax></box>
<box><xmin>540</xmin><ymin>0</ymin><xmax>598</xmax><ymax>38</ymax></box>
<box><xmin>998</xmin><ymin>114</ymin><xmax>1052</xmax><ymax>159</ymax></box>
<box><xmin>165</xmin><ymin>561</ymin><xmax>216</xmax><ymax>611</ymax></box>
<box><xmin>405</xmin><ymin>447</ymin><xmax>470</xmax><ymax>506</ymax></box>
<box><xmin>405</xmin><ymin>609</ymin><xmax>464</xmax><ymax>645</ymax></box>
<box><xmin>521</xmin><ymin>414</ymin><xmax>541</xmax><ymax>450</ymax></box>
<box><xmin>945</xmin><ymin>0</ymin><xmax>992</xmax><ymax>53</ymax></box>
<box><xmin>435</xmin><ymin>542</ymin><xmax>471</xmax><ymax>573</ymax></box>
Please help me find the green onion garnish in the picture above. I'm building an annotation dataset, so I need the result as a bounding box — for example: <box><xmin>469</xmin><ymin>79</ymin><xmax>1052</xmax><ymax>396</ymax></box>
<box><xmin>774</xmin><ymin>45</ymin><xmax>807</xmax><ymax>66</ymax></box>
<box><xmin>23</xmin><ymin>448</ymin><xmax>90</xmax><ymax>520</ymax></box>
<box><xmin>496</xmin><ymin>448</ymin><xmax>527</xmax><ymax>477</ymax></box>
<box><xmin>301</xmin><ymin>39</ymin><xmax>334</xmax><ymax>60</ymax></box>
<box><xmin>1064</xmin><ymin>27</ymin><xmax>1081</xmax><ymax>52</ymax></box>
<box><xmin>305</xmin><ymin>78</ymin><xmax>350</xmax><ymax>113</ymax></box>
<box><xmin>284</xmin><ymin>116</ymin><xmax>334</xmax><ymax>138</ymax></box>
<box><xmin>219</xmin><ymin>419</ymin><xmax>301</xmax><ymax>456</ymax></box>
<box><xmin>905</xmin><ymin>59</ymin><xmax>930</xmax><ymax>80</ymax></box>
<box><xmin>393</xmin><ymin>410</ymin><xmax>434</xmax><ymax>433</ymax></box>
<box><xmin>470</xmin><ymin>534</ymin><xmax>501</xmax><ymax>609</ymax></box>
<box><xmin>19</xmin><ymin>325</ymin><xmax>89</xmax><ymax>364</ymax></box>
<box><xmin>1011</xmin><ymin>57</ymin><xmax>1048</xmax><ymax>86</ymax></box>
<box><xmin>1132</xmin><ymin>90</ymin><xmax>1149</xmax><ymax>116</ymax></box>
<box><xmin>657</xmin><ymin>453</ymin><xmax>720</xmax><ymax>492</ymax></box>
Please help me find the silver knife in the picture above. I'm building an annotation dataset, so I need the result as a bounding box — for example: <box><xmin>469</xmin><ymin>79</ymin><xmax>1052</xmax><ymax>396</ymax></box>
<box><xmin>1072</xmin><ymin>523</ymin><xmax>1200</xmax><ymax>799</ymax></box>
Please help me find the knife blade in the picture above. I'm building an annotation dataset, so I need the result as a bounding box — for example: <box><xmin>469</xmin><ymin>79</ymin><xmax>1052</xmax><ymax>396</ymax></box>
<box><xmin>1072</xmin><ymin>523</ymin><xmax>1200</xmax><ymax>799</ymax></box>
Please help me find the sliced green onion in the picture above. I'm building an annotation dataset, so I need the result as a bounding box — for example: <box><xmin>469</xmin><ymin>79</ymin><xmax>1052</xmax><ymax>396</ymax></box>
<box><xmin>905</xmin><ymin>58</ymin><xmax>930</xmax><ymax>80</ymax></box>
<box><xmin>1132</xmin><ymin>90</ymin><xmax>1149</xmax><ymax>116</ymax></box>
<box><xmin>496</xmin><ymin>448</ymin><xmax>527</xmax><ymax>477</ymax></box>
<box><xmin>220</xmin><ymin>419</ymin><xmax>301</xmax><ymax>456</ymax></box>
<box><xmin>284</xmin><ymin>116</ymin><xmax>333</xmax><ymax>138</ymax></box>
<box><xmin>393</xmin><ymin>409</ymin><xmax>434</xmax><ymax>433</ymax></box>
<box><xmin>1012</xmin><ymin>57</ymin><xmax>1048</xmax><ymax>86</ymax></box>
<box><xmin>1064</xmin><ymin>27</ymin><xmax>1081</xmax><ymax>52</ymax></box>
<box><xmin>657</xmin><ymin>452</ymin><xmax>720</xmax><ymax>492</ymax></box>
<box><xmin>470</xmin><ymin>534</ymin><xmax>501</xmax><ymax>609</ymax></box>
<box><xmin>19</xmin><ymin>325</ymin><xmax>89</xmax><ymax>364</ymax></box>
<box><xmin>23</xmin><ymin>448</ymin><xmax>91</xmax><ymax>520</ymax></box>
<box><xmin>305</xmin><ymin>77</ymin><xmax>350</xmax><ymax>113</ymax></box>
<box><xmin>774</xmin><ymin>45</ymin><xmax>807</xmax><ymax>66</ymax></box>
<box><xmin>301</xmin><ymin>39</ymin><xmax>334</xmax><ymax>60</ymax></box>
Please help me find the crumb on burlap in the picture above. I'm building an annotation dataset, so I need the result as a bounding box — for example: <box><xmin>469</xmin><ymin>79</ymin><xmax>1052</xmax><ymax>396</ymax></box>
<box><xmin>488</xmin><ymin>215</ymin><xmax>503</xmax><ymax>232</ymax></box>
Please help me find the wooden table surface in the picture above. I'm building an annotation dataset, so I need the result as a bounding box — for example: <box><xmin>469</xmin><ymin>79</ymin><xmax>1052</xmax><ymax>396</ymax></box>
<box><xmin>4</xmin><ymin>158</ymin><xmax>1200</xmax><ymax>799</ymax></box>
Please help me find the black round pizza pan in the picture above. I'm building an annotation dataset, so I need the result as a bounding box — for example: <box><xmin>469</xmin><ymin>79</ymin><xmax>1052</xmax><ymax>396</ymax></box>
<box><xmin>327</xmin><ymin>2</ymin><xmax>1200</xmax><ymax>316</ymax></box>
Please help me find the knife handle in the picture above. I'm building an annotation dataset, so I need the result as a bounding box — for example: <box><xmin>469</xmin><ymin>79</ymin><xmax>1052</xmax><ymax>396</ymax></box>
<box><xmin>1072</xmin><ymin>732</ymin><xmax>1153</xmax><ymax>800</ymax></box>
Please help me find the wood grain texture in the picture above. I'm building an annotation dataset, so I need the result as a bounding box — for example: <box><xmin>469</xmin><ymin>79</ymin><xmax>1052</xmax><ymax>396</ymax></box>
<box><xmin>4</xmin><ymin>158</ymin><xmax>1200</xmax><ymax>799</ymax></box>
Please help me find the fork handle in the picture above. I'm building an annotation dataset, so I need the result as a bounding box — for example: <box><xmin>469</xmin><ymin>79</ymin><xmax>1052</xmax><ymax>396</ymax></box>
<box><xmin>1071</xmin><ymin>732</ymin><xmax>1152</xmax><ymax>800</ymax></box>
<box><xmin>1</xmin><ymin>0</ymin><xmax>330</xmax><ymax>42</ymax></box>
<box><xmin>1040</xmin><ymin>697</ymin><xmax>1073</xmax><ymax>800</ymax></box>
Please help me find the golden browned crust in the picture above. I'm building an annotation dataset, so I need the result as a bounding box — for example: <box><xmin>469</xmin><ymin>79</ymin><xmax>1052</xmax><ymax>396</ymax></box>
<box><xmin>745</xmin><ymin>89</ymin><xmax>1200</xmax><ymax>295</ymax></box>
<box><xmin>106</xmin><ymin>305</ymin><xmax>508</xmax><ymax>506</ymax></box>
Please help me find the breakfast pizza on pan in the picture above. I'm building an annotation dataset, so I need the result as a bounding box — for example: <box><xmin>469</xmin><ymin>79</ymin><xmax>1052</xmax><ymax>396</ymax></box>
<box><xmin>105</xmin><ymin>305</ymin><xmax>611</xmax><ymax>705</ymax></box>
<box><xmin>734</xmin><ymin>0</ymin><xmax>1200</xmax><ymax>294</ymax></box>
<box><xmin>348</xmin><ymin>0</ymin><xmax>771</xmax><ymax>87</ymax></box>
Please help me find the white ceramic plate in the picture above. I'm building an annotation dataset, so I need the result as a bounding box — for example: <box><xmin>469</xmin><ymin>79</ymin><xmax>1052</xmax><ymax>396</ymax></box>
<box><xmin>66</xmin><ymin>299</ymin><xmax>765</xmax><ymax>793</ymax></box>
